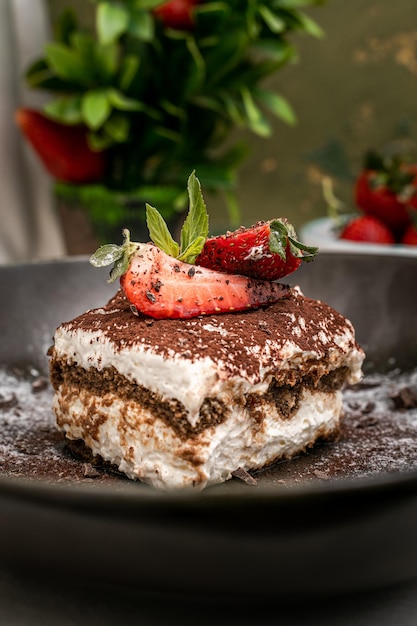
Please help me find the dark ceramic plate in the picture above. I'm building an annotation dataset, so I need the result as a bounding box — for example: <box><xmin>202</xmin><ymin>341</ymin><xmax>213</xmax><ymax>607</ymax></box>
<box><xmin>1</xmin><ymin>250</ymin><xmax>417</xmax><ymax>598</ymax></box>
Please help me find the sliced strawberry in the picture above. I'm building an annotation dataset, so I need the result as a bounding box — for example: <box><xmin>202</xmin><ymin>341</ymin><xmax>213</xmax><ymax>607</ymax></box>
<box><xmin>15</xmin><ymin>108</ymin><xmax>106</xmax><ymax>184</ymax></box>
<box><xmin>339</xmin><ymin>215</ymin><xmax>395</xmax><ymax>244</ymax></box>
<box><xmin>195</xmin><ymin>219</ymin><xmax>318</xmax><ymax>281</ymax></box>
<box><xmin>120</xmin><ymin>242</ymin><xmax>290</xmax><ymax>319</ymax></box>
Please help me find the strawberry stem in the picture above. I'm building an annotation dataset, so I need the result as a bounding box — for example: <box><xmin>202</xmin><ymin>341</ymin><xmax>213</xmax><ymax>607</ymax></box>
<box><xmin>89</xmin><ymin>228</ymin><xmax>140</xmax><ymax>283</ymax></box>
<box><xmin>269</xmin><ymin>219</ymin><xmax>318</xmax><ymax>261</ymax></box>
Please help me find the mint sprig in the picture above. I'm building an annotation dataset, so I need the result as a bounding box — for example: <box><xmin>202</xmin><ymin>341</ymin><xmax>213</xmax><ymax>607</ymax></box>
<box><xmin>89</xmin><ymin>171</ymin><xmax>210</xmax><ymax>281</ymax></box>
<box><xmin>145</xmin><ymin>203</ymin><xmax>180</xmax><ymax>258</ymax></box>
<box><xmin>146</xmin><ymin>171</ymin><xmax>209</xmax><ymax>264</ymax></box>
<box><xmin>89</xmin><ymin>228</ymin><xmax>139</xmax><ymax>283</ymax></box>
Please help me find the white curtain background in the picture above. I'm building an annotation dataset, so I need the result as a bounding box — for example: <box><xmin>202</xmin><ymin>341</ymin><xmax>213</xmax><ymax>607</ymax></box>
<box><xmin>0</xmin><ymin>0</ymin><xmax>65</xmax><ymax>263</ymax></box>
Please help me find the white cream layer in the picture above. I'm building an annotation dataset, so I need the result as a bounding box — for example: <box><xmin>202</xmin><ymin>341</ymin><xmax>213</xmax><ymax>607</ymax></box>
<box><xmin>54</xmin><ymin>385</ymin><xmax>342</xmax><ymax>490</ymax></box>
<box><xmin>52</xmin><ymin>323</ymin><xmax>363</xmax><ymax>428</ymax></box>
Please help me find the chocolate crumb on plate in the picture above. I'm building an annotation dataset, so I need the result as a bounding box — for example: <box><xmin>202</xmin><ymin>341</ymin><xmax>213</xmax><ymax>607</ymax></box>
<box><xmin>1</xmin><ymin>366</ymin><xmax>417</xmax><ymax>488</ymax></box>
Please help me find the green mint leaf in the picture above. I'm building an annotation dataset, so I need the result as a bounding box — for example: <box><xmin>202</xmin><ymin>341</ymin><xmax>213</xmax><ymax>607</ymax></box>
<box><xmin>108</xmin><ymin>253</ymin><xmax>130</xmax><ymax>283</ymax></box>
<box><xmin>180</xmin><ymin>172</ymin><xmax>209</xmax><ymax>258</ymax></box>
<box><xmin>89</xmin><ymin>243</ymin><xmax>124</xmax><ymax>267</ymax></box>
<box><xmin>177</xmin><ymin>236</ymin><xmax>206</xmax><ymax>264</ymax></box>
<box><xmin>90</xmin><ymin>230</ymin><xmax>139</xmax><ymax>283</ymax></box>
<box><xmin>146</xmin><ymin>203</ymin><xmax>180</xmax><ymax>257</ymax></box>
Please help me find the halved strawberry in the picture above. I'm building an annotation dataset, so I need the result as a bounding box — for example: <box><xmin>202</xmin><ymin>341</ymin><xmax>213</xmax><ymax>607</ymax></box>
<box><xmin>15</xmin><ymin>108</ymin><xmax>106</xmax><ymax>184</ymax></box>
<box><xmin>91</xmin><ymin>235</ymin><xmax>289</xmax><ymax>320</ymax></box>
<box><xmin>195</xmin><ymin>219</ymin><xmax>318</xmax><ymax>281</ymax></box>
<box><xmin>124</xmin><ymin>243</ymin><xmax>289</xmax><ymax>319</ymax></box>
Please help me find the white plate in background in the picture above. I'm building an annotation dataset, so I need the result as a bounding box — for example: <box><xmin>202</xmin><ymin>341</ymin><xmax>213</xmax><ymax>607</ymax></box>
<box><xmin>299</xmin><ymin>216</ymin><xmax>417</xmax><ymax>256</ymax></box>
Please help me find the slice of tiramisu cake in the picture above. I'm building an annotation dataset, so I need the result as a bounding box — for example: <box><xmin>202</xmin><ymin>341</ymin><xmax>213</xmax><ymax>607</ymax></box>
<box><xmin>49</xmin><ymin>173</ymin><xmax>364</xmax><ymax>490</ymax></box>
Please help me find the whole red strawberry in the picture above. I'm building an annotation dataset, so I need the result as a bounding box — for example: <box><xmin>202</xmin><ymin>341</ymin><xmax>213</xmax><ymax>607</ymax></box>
<box><xmin>195</xmin><ymin>219</ymin><xmax>318</xmax><ymax>281</ymax></box>
<box><xmin>355</xmin><ymin>151</ymin><xmax>417</xmax><ymax>237</ymax></box>
<box><xmin>153</xmin><ymin>0</ymin><xmax>198</xmax><ymax>30</ymax></box>
<box><xmin>339</xmin><ymin>215</ymin><xmax>395</xmax><ymax>244</ymax></box>
<box><xmin>15</xmin><ymin>108</ymin><xmax>106</xmax><ymax>184</ymax></box>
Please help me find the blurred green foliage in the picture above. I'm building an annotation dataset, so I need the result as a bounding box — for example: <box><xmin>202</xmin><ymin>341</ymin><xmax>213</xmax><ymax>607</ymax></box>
<box><xmin>26</xmin><ymin>0</ymin><xmax>325</xmax><ymax>235</ymax></box>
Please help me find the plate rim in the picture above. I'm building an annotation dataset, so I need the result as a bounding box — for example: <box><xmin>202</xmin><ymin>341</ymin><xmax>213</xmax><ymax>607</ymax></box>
<box><xmin>1</xmin><ymin>250</ymin><xmax>417</xmax><ymax>509</ymax></box>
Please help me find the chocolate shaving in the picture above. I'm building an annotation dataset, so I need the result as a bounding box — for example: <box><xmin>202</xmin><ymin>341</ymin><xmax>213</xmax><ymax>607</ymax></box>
<box><xmin>391</xmin><ymin>386</ymin><xmax>417</xmax><ymax>410</ymax></box>
<box><xmin>231</xmin><ymin>467</ymin><xmax>258</xmax><ymax>486</ymax></box>
<box><xmin>313</xmin><ymin>469</ymin><xmax>330</xmax><ymax>480</ymax></box>
<box><xmin>82</xmin><ymin>463</ymin><xmax>101</xmax><ymax>478</ymax></box>
<box><xmin>32</xmin><ymin>377</ymin><xmax>49</xmax><ymax>393</ymax></box>
<box><xmin>0</xmin><ymin>393</ymin><xmax>18</xmax><ymax>411</ymax></box>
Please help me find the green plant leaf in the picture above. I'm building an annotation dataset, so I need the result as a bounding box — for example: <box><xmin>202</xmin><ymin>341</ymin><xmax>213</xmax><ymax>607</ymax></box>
<box><xmin>104</xmin><ymin>113</ymin><xmax>130</xmax><ymax>142</ymax></box>
<box><xmin>184</xmin><ymin>37</ymin><xmax>206</xmax><ymax>95</ymax></box>
<box><xmin>119</xmin><ymin>54</ymin><xmax>141</xmax><ymax>91</ymax></box>
<box><xmin>254</xmin><ymin>39</ymin><xmax>295</xmax><ymax>64</ymax></box>
<box><xmin>180</xmin><ymin>172</ymin><xmax>209</xmax><ymax>258</ymax></box>
<box><xmin>93</xmin><ymin>42</ymin><xmax>119</xmax><ymax>80</ymax></box>
<box><xmin>128</xmin><ymin>11</ymin><xmax>154</xmax><ymax>41</ymax></box>
<box><xmin>107</xmin><ymin>88</ymin><xmax>144</xmax><ymax>111</ymax></box>
<box><xmin>24</xmin><ymin>58</ymin><xmax>73</xmax><ymax>91</ymax></box>
<box><xmin>132</xmin><ymin>0</ymin><xmax>162</xmax><ymax>9</ymax></box>
<box><xmin>87</xmin><ymin>130</ymin><xmax>115</xmax><ymax>151</ymax></box>
<box><xmin>258</xmin><ymin>5</ymin><xmax>286</xmax><ymax>33</ymax></box>
<box><xmin>274</xmin><ymin>0</ymin><xmax>325</xmax><ymax>7</ymax></box>
<box><xmin>44</xmin><ymin>42</ymin><xmax>89</xmax><ymax>84</ymax></box>
<box><xmin>71</xmin><ymin>32</ymin><xmax>95</xmax><ymax>58</ymax></box>
<box><xmin>56</xmin><ymin>8</ymin><xmax>78</xmax><ymax>45</ymax></box>
<box><xmin>97</xmin><ymin>2</ymin><xmax>129</xmax><ymax>45</ymax></box>
<box><xmin>107</xmin><ymin>88</ymin><xmax>161</xmax><ymax>120</ymax></box>
<box><xmin>146</xmin><ymin>203</ymin><xmax>180</xmax><ymax>257</ymax></box>
<box><xmin>82</xmin><ymin>90</ymin><xmax>111</xmax><ymax>130</ymax></box>
<box><xmin>240</xmin><ymin>86</ymin><xmax>271</xmax><ymax>137</ymax></box>
<box><xmin>220</xmin><ymin>93</ymin><xmax>246</xmax><ymax>126</ymax></box>
<box><xmin>255</xmin><ymin>89</ymin><xmax>297</xmax><ymax>126</ymax></box>
<box><xmin>44</xmin><ymin>95</ymin><xmax>83</xmax><ymax>124</ymax></box>
<box><xmin>295</xmin><ymin>11</ymin><xmax>324</xmax><ymax>37</ymax></box>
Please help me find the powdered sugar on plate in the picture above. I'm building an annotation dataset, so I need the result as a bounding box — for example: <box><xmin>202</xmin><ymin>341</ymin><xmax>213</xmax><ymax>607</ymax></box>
<box><xmin>1</xmin><ymin>366</ymin><xmax>417</xmax><ymax>488</ymax></box>
<box><xmin>0</xmin><ymin>368</ymin><xmax>123</xmax><ymax>484</ymax></box>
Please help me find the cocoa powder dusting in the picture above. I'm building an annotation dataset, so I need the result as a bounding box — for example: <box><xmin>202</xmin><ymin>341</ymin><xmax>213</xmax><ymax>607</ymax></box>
<box><xmin>59</xmin><ymin>289</ymin><xmax>358</xmax><ymax>382</ymax></box>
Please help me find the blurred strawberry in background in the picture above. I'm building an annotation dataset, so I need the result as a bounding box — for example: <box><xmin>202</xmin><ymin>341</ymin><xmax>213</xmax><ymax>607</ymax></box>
<box><xmin>354</xmin><ymin>150</ymin><xmax>417</xmax><ymax>239</ymax></box>
<box><xmin>401</xmin><ymin>222</ymin><xmax>417</xmax><ymax>245</ymax></box>
<box><xmin>15</xmin><ymin>108</ymin><xmax>106</xmax><ymax>184</ymax></box>
<box><xmin>339</xmin><ymin>215</ymin><xmax>395</xmax><ymax>244</ymax></box>
<box><xmin>153</xmin><ymin>0</ymin><xmax>199</xmax><ymax>30</ymax></box>
<box><xmin>336</xmin><ymin>149</ymin><xmax>417</xmax><ymax>246</ymax></box>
